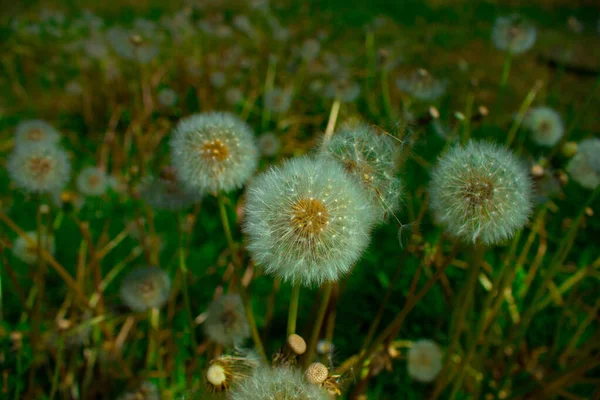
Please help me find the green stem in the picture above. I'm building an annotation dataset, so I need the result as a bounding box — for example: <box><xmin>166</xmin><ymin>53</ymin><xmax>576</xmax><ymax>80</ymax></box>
<box><xmin>505</xmin><ymin>80</ymin><xmax>542</xmax><ymax>148</ymax></box>
<box><xmin>177</xmin><ymin>214</ymin><xmax>197</xmax><ymax>353</ymax></box>
<box><xmin>49</xmin><ymin>338</ymin><xmax>65</xmax><ymax>400</ymax></box>
<box><xmin>500</xmin><ymin>51</ymin><xmax>512</xmax><ymax>89</ymax></box>
<box><xmin>218</xmin><ymin>193</ymin><xmax>234</xmax><ymax>249</ymax></box>
<box><xmin>287</xmin><ymin>282</ymin><xmax>301</xmax><ymax>337</ymax></box>
<box><xmin>304</xmin><ymin>282</ymin><xmax>333</xmax><ymax>368</ymax></box>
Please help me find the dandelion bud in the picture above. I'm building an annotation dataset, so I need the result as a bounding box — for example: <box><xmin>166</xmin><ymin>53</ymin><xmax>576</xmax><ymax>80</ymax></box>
<box><xmin>204</xmin><ymin>294</ymin><xmax>250</xmax><ymax>347</ymax></box>
<box><xmin>561</xmin><ymin>141</ymin><xmax>577</xmax><ymax>158</ymax></box>
<box><xmin>76</xmin><ymin>166</ymin><xmax>108</xmax><ymax>196</ymax></box>
<box><xmin>8</xmin><ymin>142</ymin><xmax>71</xmax><ymax>194</ymax></box>
<box><xmin>407</xmin><ymin>339</ymin><xmax>443</xmax><ymax>383</ymax></box>
<box><xmin>566</xmin><ymin>138</ymin><xmax>600</xmax><ymax>190</ymax></box>
<box><xmin>523</xmin><ymin>107</ymin><xmax>564</xmax><ymax>147</ymax></box>
<box><xmin>14</xmin><ymin>119</ymin><xmax>61</xmax><ymax>148</ymax></box>
<box><xmin>429</xmin><ymin>140</ymin><xmax>532</xmax><ymax>245</ymax></box>
<box><xmin>274</xmin><ymin>334</ymin><xmax>307</xmax><ymax>366</ymax></box>
<box><xmin>244</xmin><ymin>156</ymin><xmax>375</xmax><ymax>286</ymax></box>
<box><xmin>170</xmin><ymin>112</ymin><xmax>258</xmax><ymax>194</ymax></box>
<box><xmin>306</xmin><ymin>362</ymin><xmax>329</xmax><ymax>385</ymax></box>
<box><xmin>119</xmin><ymin>266</ymin><xmax>171</xmax><ymax>312</ymax></box>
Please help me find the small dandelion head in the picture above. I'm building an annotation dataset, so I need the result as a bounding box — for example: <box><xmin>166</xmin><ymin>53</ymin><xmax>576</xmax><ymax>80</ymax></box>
<box><xmin>76</xmin><ymin>166</ymin><xmax>108</xmax><ymax>196</ymax></box>
<box><xmin>429</xmin><ymin>140</ymin><xmax>533</xmax><ymax>245</ymax></box>
<box><xmin>305</xmin><ymin>362</ymin><xmax>329</xmax><ymax>385</ymax></box>
<box><xmin>300</xmin><ymin>38</ymin><xmax>321</xmax><ymax>62</ymax></box>
<box><xmin>12</xmin><ymin>231</ymin><xmax>55</xmax><ymax>265</ymax></box>
<box><xmin>206</xmin><ymin>352</ymin><xmax>260</xmax><ymax>393</ymax></box>
<box><xmin>288</xmin><ymin>333</ymin><xmax>307</xmax><ymax>356</ymax></box>
<box><xmin>244</xmin><ymin>156</ymin><xmax>376</xmax><ymax>286</ymax></box>
<box><xmin>492</xmin><ymin>15</ymin><xmax>536</xmax><ymax>54</ymax></box>
<box><xmin>119</xmin><ymin>266</ymin><xmax>171</xmax><ymax>312</ymax></box>
<box><xmin>139</xmin><ymin>165</ymin><xmax>203</xmax><ymax>211</ymax></box>
<box><xmin>257</xmin><ymin>132</ymin><xmax>281</xmax><ymax>157</ymax></box>
<box><xmin>7</xmin><ymin>142</ymin><xmax>71</xmax><ymax>193</ymax></box>
<box><xmin>524</xmin><ymin>107</ymin><xmax>564</xmax><ymax>147</ymax></box>
<box><xmin>396</xmin><ymin>69</ymin><xmax>447</xmax><ymax>101</ymax></box>
<box><xmin>204</xmin><ymin>294</ymin><xmax>250</xmax><ymax>347</ymax></box>
<box><xmin>407</xmin><ymin>339</ymin><xmax>443</xmax><ymax>383</ymax></box>
<box><xmin>264</xmin><ymin>87</ymin><xmax>292</xmax><ymax>114</ymax></box>
<box><xmin>14</xmin><ymin>119</ymin><xmax>61</xmax><ymax>148</ymax></box>
<box><xmin>325</xmin><ymin>79</ymin><xmax>361</xmax><ymax>103</ymax></box>
<box><xmin>566</xmin><ymin>138</ymin><xmax>600</xmax><ymax>190</ymax></box>
<box><xmin>228</xmin><ymin>366</ymin><xmax>330</xmax><ymax>400</ymax></box>
<box><xmin>157</xmin><ymin>87</ymin><xmax>178</xmax><ymax>107</ymax></box>
<box><xmin>321</xmin><ymin>122</ymin><xmax>403</xmax><ymax>223</ymax></box>
<box><xmin>170</xmin><ymin>112</ymin><xmax>258</xmax><ymax>194</ymax></box>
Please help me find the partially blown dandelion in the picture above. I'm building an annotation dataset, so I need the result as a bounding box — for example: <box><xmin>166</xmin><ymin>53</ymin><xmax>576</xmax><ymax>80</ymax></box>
<box><xmin>228</xmin><ymin>367</ymin><xmax>330</xmax><ymax>400</ymax></box>
<box><xmin>76</xmin><ymin>166</ymin><xmax>108</xmax><ymax>196</ymax></box>
<box><xmin>321</xmin><ymin>122</ymin><xmax>402</xmax><ymax>223</ymax></box>
<box><xmin>407</xmin><ymin>339</ymin><xmax>443</xmax><ymax>383</ymax></box>
<box><xmin>206</xmin><ymin>352</ymin><xmax>260</xmax><ymax>393</ymax></box>
<box><xmin>120</xmin><ymin>266</ymin><xmax>171</xmax><ymax>312</ymax></box>
<box><xmin>170</xmin><ymin>112</ymin><xmax>258</xmax><ymax>194</ymax></box>
<box><xmin>430</xmin><ymin>141</ymin><xmax>532</xmax><ymax>245</ymax></box>
<box><xmin>14</xmin><ymin>119</ymin><xmax>61</xmax><ymax>148</ymax></box>
<box><xmin>8</xmin><ymin>142</ymin><xmax>71</xmax><ymax>193</ymax></box>
<box><xmin>204</xmin><ymin>294</ymin><xmax>250</xmax><ymax>347</ymax></box>
<box><xmin>244</xmin><ymin>157</ymin><xmax>375</xmax><ymax>286</ymax></box>
<box><xmin>524</xmin><ymin>107</ymin><xmax>564</xmax><ymax>147</ymax></box>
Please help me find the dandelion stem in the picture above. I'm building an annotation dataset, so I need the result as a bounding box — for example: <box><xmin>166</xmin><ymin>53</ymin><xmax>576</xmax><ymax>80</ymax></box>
<box><xmin>177</xmin><ymin>213</ymin><xmax>198</xmax><ymax>355</ymax></box>
<box><xmin>500</xmin><ymin>51</ymin><xmax>512</xmax><ymax>89</ymax></box>
<box><xmin>506</xmin><ymin>80</ymin><xmax>543</xmax><ymax>147</ymax></box>
<box><xmin>304</xmin><ymin>282</ymin><xmax>333</xmax><ymax>368</ymax></box>
<box><xmin>321</xmin><ymin>98</ymin><xmax>341</xmax><ymax>151</ymax></box>
<box><xmin>287</xmin><ymin>282</ymin><xmax>301</xmax><ymax>337</ymax></box>
<box><xmin>218</xmin><ymin>193</ymin><xmax>235</xmax><ymax>250</ymax></box>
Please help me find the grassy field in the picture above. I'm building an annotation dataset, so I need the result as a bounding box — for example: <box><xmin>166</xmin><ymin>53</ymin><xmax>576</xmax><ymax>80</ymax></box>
<box><xmin>1</xmin><ymin>1</ymin><xmax>599</xmax><ymax>399</ymax></box>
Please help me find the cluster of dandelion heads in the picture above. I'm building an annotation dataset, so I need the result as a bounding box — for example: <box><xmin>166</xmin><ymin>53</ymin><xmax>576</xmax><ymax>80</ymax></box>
<box><xmin>204</xmin><ymin>294</ymin><xmax>250</xmax><ymax>347</ymax></box>
<box><xmin>14</xmin><ymin>119</ymin><xmax>61</xmax><ymax>148</ymax></box>
<box><xmin>228</xmin><ymin>366</ymin><xmax>329</xmax><ymax>400</ymax></box>
<box><xmin>396</xmin><ymin>69</ymin><xmax>447</xmax><ymax>101</ymax></box>
<box><xmin>12</xmin><ymin>231</ymin><xmax>55</xmax><ymax>265</ymax></box>
<box><xmin>567</xmin><ymin>138</ymin><xmax>600</xmax><ymax>190</ymax></box>
<box><xmin>170</xmin><ymin>112</ymin><xmax>258</xmax><ymax>194</ymax></box>
<box><xmin>523</xmin><ymin>107</ymin><xmax>564</xmax><ymax>147</ymax></box>
<box><xmin>407</xmin><ymin>339</ymin><xmax>443</xmax><ymax>383</ymax></box>
<box><xmin>76</xmin><ymin>166</ymin><xmax>108</xmax><ymax>196</ymax></box>
<box><xmin>492</xmin><ymin>15</ymin><xmax>536</xmax><ymax>54</ymax></box>
<box><xmin>206</xmin><ymin>351</ymin><xmax>260</xmax><ymax>393</ymax></box>
<box><xmin>321</xmin><ymin>122</ymin><xmax>403</xmax><ymax>223</ymax></box>
<box><xmin>139</xmin><ymin>165</ymin><xmax>203</xmax><ymax>211</ymax></box>
<box><xmin>429</xmin><ymin>140</ymin><xmax>533</xmax><ymax>245</ymax></box>
<box><xmin>244</xmin><ymin>156</ymin><xmax>375</xmax><ymax>286</ymax></box>
<box><xmin>7</xmin><ymin>142</ymin><xmax>71</xmax><ymax>193</ymax></box>
<box><xmin>120</xmin><ymin>266</ymin><xmax>171</xmax><ymax>312</ymax></box>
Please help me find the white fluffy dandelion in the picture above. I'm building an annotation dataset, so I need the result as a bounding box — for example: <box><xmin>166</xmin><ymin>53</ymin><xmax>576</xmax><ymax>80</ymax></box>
<box><xmin>492</xmin><ymin>15</ymin><xmax>536</xmax><ymax>54</ymax></box>
<box><xmin>407</xmin><ymin>339</ymin><xmax>443</xmax><ymax>383</ymax></box>
<box><xmin>76</xmin><ymin>166</ymin><xmax>108</xmax><ymax>196</ymax></box>
<box><xmin>14</xmin><ymin>119</ymin><xmax>61</xmax><ymax>148</ymax></box>
<box><xmin>567</xmin><ymin>138</ymin><xmax>600</xmax><ymax>190</ymax></box>
<box><xmin>244</xmin><ymin>156</ymin><xmax>375</xmax><ymax>286</ymax></box>
<box><xmin>396</xmin><ymin>69</ymin><xmax>447</xmax><ymax>101</ymax></box>
<box><xmin>204</xmin><ymin>294</ymin><xmax>250</xmax><ymax>347</ymax></box>
<box><xmin>12</xmin><ymin>231</ymin><xmax>55</xmax><ymax>265</ymax></box>
<box><xmin>523</xmin><ymin>107</ymin><xmax>564</xmax><ymax>147</ymax></box>
<box><xmin>120</xmin><ymin>266</ymin><xmax>171</xmax><ymax>312</ymax></box>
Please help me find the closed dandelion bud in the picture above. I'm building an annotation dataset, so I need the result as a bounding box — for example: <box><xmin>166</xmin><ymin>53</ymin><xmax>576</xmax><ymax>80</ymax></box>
<box><xmin>139</xmin><ymin>165</ymin><xmax>203</xmax><ymax>211</ymax></box>
<box><xmin>321</xmin><ymin>123</ymin><xmax>403</xmax><ymax>223</ymax></box>
<box><xmin>273</xmin><ymin>334</ymin><xmax>307</xmax><ymax>367</ymax></box>
<box><xmin>7</xmin><ymin>142</ymin><xmax>71</xmax><ymax>194</ymax></box>
<box><xmin>429</xmin><ymin>140</ymin><xmax>532</xmax><ymax>245</ymax></box>
<box><xmin>228</xmin><ymin>366</ymin><xmax>329</xmax><ymax>400</ymax></box>
<box><xmin>204</xmin><ymin>294</ymin><xmax>250</xmax><ymax>347</ymax></box>
<box><xmin>396</xmin><ymin>69</ymin><xmax>447</xmax><ymax>101</ymax></box>
<box><xmin>12</xmin><ymin>231</ymin><xmax>55</xmax><ymax>265</ymax></box>
<box><xmin>76</xmin><ymin>166</ymin><xmax>108</xmax><ymax>196</ymax></box>
<box><xmin>170</xmin><ymin>112</ymin><xmax>258</xmax><ymax>194</ymax></box>
<box><xmin>14</xmin><ymin>119</ymin><xmax>61</xmax><ymax>148</ymax></box>
<box><xmin>206</xmin><ymin>352</ymin><xmax>260</xmax><ymax>393</ymax></box>
<box><xmin>566</xmin><ymin>138</ymin><xmax>600</xmax><ymax>190</ymax></box>
<box><xmin>306</xmin><ymin>362</ymin><xmax>329</xmax><ymax>385</ymax></box>
<box><xmin>492</xmin><ymin>15</ymin><xmax>536</xmax><ymax>54</ymax></box>
<box><xmin>120</xmin><ymin>266</ymin><xmax>171</xmax><ymax>312</ymax></box>
<box><xmin>523</xmin><ymin>107</ymin><xmax>564</xmax><ymax>147</ymax></box>
<box><xmin>244</xmin><ymin>156</ymin><xmax>375</xmax><ymax>287</ymax></box>
<box><xmin>407</xmin><ymin>339</ymin><xmax>443</xmax><ymax>383</ymax></box>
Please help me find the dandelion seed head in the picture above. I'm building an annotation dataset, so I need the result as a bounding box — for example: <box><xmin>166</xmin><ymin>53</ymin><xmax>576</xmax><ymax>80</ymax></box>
<box><xmin>76</xmin><ymin>166</ymin><xmax>108</xmax><ymax>196</ymax></box>
<box><xmin>120</xmin><ymin>266</ymin><xmax>171</xmax><ymax>312</ymax></box>
<box><xmin>170</xmin><ymin>112</ymin><xmax>258</xmax><ymax>194</ymax></box>
<box><xmin>396</xmin><ymin>69</ymin><xmax>447</xmax><ymax>101</ymax></box>
<box><xmin>8</xmin><ymin>142</ymin><xmax>71</xmax><ymax>194</ymax></box>
<box><xmin>158</xmin><ymin>87</ymin><xmax>178</xmax><ymax>107</ymax></box>
<box><xmin>306</xmin><ymin>363</ymin><xmax>329</xmax><ymax>385</ymax></box>
<box><xmin>139</xmin><ymin>166</ymin><xmax>203</xmax><ymax>211</ymax></box>
<box><xmin>524</xmin><ymin>107</ymin><xmax>564</xmax><ymax>147</ymax></box>
<box><xmin>429</xmin><ymin>140</ymin><xmax>533</xmax><ymax>245</ymax></box>
<box><xmin>492</xmin><ymin>15</ymin><xmax>536</xmax><ymax>54</ymax></box>
<box><xmin>567</xmin><ymin>138</ymin><xmax>600</xmax><ymax>190</ymax></box>
<box><xmin>407</xmin><ymin>339</ymin><xmax>443</xmax><ymax>383</ymax></box>
<box><xmin>264</xmin><ymin>87</ymin><xmax>292</xmax><ymax>114</ymax></box>
<box><xmin>204</xmin><ymin>294</ymin><xmax>250</xmax><ymax>347</ymax></box>
<box><xmin>14</xmin><ymin>119</ymin><xmax>61</xmax><ymax>148</ymax></box>
<box><xmin>12</xmin><ymin>231</ymin><xmax>55</xmax><ymax>265</ymax></box>
<box><xmin>244</xmin><ymin>156</ymin><xmax>375</xmax><ymax>286</ymax></box>
<box><xmin>257</xmin><ymin>132</ymin><xmax>281</xmax><ymax>157</ymax></box>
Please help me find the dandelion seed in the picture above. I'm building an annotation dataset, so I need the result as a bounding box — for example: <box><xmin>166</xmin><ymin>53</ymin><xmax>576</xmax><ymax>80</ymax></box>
<box><xmin>170</xmin><ymin>111</ymin><xmax>258</xmax><ymax>194</ymax></box>
<box><xmin>566</xmin><ymin>138</ymin><xmax>600</xmax><ymax>190</ymax></box>
<box><xmin>120</xmin><ymin>266</ymin><xmax>171</xmax><ymax>312</ymax></box>
<box><xmin>14</xmin><ymin>119</ymin><xmax>61</xmax><ymax>148</ymax></box>
<box><xmin>204</xmin><ymin>294</ymin><xmax>250</xmax><ymax>347</ymax></box>
<box><xmin>429</xmin><ymin>140</ymin><xmax>533</xmax><ymax>245</ymax></box>
<box><xmin>492</xmin><ymin>15</ymin><xmax>536</xmax><ymax>54</ymax></box>
<box><xmin>244</xmin><ymin>156</ymin><xmax>375</xmax><ymax>286</ymax></box>
<box><xmin>8</xmin><ymin>142</ymin><xmax>71</xmax><ymax>194</ymax></box>
<box><xmin>523</xmin><ymin>107</ymin><xmax>564</xmax><ymax>147</ymax></box>
<box><xmin>12</xmin><ymin>231</ymin><xmax>55</xmax><ymax>265</ymax></box>
<box><xmin>407</xmin><ymin>339</ymin><xmax>443</xmax><ymax>383</ymax></box>
<box><xmin>396</xmin><ymin>69</ymin><xmax>447</xmax><ymax>101</ymax></box>
<box><xmin>76</xmin><ymin>166</ymin><xmax>108</xmax><ymax>197</ymax></box>
<box><xmin>228</xmin><ymin>366</ymin><xmax>330</xmax><ymax>400</ymax></box>
<box><xmin>139</xmin><ymin>166</ymin><xmax>203</xmax><ymax>211</ymax></box>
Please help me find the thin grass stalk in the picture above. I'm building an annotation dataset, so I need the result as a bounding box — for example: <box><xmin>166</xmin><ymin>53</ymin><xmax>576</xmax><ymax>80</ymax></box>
<box><xmin>506</xmin><ymin>80</ymin><xmax>542</xmax><ymax>147</ymax></box>
<box><xmin>177</xmin><ymin>213</ymin><xmax>198</xmax><ymax>354</ymax></box>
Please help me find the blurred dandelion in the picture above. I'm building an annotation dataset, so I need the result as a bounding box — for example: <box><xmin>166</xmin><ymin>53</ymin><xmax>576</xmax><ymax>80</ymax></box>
<box><xmin>117</xmin><ymin>381</ymin><xmax>159</xmax><ymax>400</ymax></box>
<box><xmin>76</xmin><ymin>166</ymin><xmax>108</xmax><ymax>196</ymax></box>
<box><xmin>264</xmin><ymin>87</ymin><xmax>292</xmax><ymax>114</ymax></box>
<box><xmin>492</xmin><ymin>15</ymin><xmax>536</xmax><ymax>54</ymax></box>
<box><xmin>139</xmin><ymin>166</ymin><xmax>202</xmax><ymax>211</ymax></box>
<box><xmin>244</xmin><ymin>156</ymin><xmax>375</xmax><ymax>286</ymax></box>
<box><xmin>566</xmin><ymin>138</ymin><xmax>600</xmax><ymax>189</ymax></box>
<box><xmin>257</xmin><ymin>132</ymin><xmax>281</xmax><ymax>157</ymax></box>
<box><xmin>8</xmin><ymin>142</ymin><xmax>71</xmax><ymax>194</ymax></box>
<box><xmin>300</xmin><ymin>38</ymin><xmax>321</xmax><ymax>62</ymax></box>
<box><xmin>523</xmin><ymin>107</ymin><xmax>564</xmax><ymax>147</ymax></box>
<box><xmin>396</xmin><ymin>69</ymin><xmax>447</xmax><ymax>101</ymax></box>
<box><xmin>407</xmin><ymin>339</ymin><xmax>443</xmax><ymax>383</ymax></box>
<box><xmin>120</xmin><ymin>266</ymin><xmax>171</xmax><ymax>312</ymax></box>
<box><xmin>14</xmin><ymin>119</ymin><xmax>61</xmax><ymax>148</ymax></box>
<box><xmin>170</xmin><ymin>111</ymin><xmax>258</xmax><ymax>194</ymax></box>
<box><xmin>12</xmin><ymin>231</ymin><xmax>55</xmax><ymax>265</ymax></box>
<box><xmin>325</xmin><ymin>79</ymin><xmax>361</xmax><ymax>103</ymax></box>
<box><xmin>204</xmin><ymin>294</ymin><xmax>250</xmax><ymax>347</ymax></box>
<box><xmin>157</xmin><ymin>87</ymin><xmax>178</xmax><ymax>107</ymax></box>
<box><xmin>210</xmin><ymin>71</ymin><xmax>226</xmax><ymax>88</ymax></box>
<box><xmin>429</xmin><ymin>140</ymin><xmax>533</xmax><ymax>245</ymax></box>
